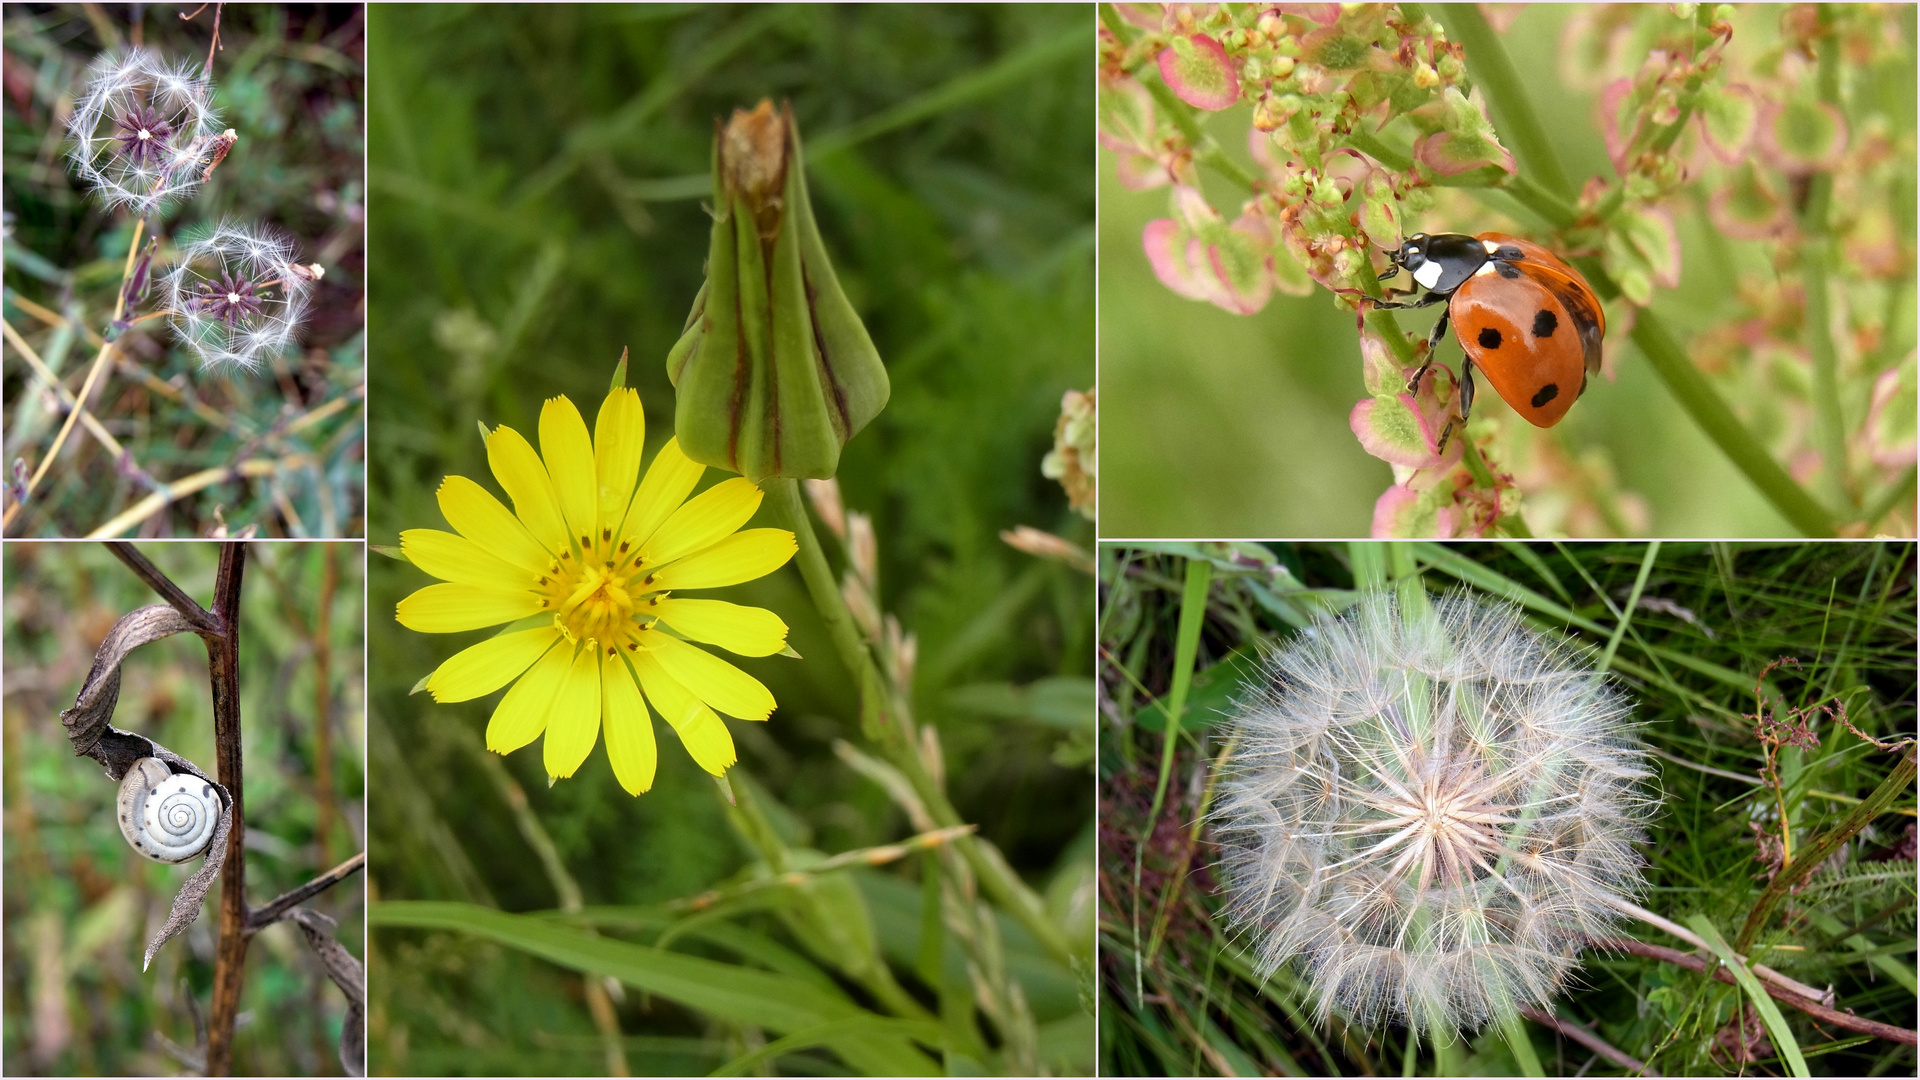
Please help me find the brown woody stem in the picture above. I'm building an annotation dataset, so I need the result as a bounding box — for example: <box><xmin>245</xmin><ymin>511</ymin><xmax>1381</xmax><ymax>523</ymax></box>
<box><xmin>247</xmin><ymin>852</ymin><xmax>366</xmax><ymax>933</ymax></box>
<box><xmin>1593</xmin><ymin>937</ymin><xmax>1918</xmax><ymax>1047</ymax></box>
<box><xmin>204</xmin><ymin>542</ymin><xmax>247</xmax><ymax>1076</ymax></box>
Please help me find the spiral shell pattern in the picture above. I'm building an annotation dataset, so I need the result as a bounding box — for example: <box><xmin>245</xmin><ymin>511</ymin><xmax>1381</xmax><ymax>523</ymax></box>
<box><xmin>118</xmin><ymin>758</ymin><xmax>220</xmax><ymax>863</ymax></box>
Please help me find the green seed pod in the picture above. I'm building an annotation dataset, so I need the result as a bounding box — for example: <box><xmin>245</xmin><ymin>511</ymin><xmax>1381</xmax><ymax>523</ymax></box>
<box><xmin>666</xmin><ymin>99</ymin><xmax>890</xmax><ymax>481</ymax></box>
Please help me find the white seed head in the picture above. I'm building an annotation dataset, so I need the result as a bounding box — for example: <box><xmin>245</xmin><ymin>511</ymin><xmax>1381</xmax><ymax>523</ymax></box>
<box><xmin>65</xmin><ymin>49</ymin><xmax>222</xmax><ymax>216</ymax></box>
<box><xmin>162</xmin><ymin>222</ymin><xmax>313</xmax><ymax>372</ymax></box>
<box><xmin>1213</xmin><ymin>590</ymin><xmax>1652</xmax><ymax>1039</ymax></box>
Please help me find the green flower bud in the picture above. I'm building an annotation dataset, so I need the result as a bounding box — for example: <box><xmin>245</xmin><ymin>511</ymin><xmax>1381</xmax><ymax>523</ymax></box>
<box><xmin>666</xmin><ymin>100</ymin><xmax>890</xmax><ymax>481</ymax></box>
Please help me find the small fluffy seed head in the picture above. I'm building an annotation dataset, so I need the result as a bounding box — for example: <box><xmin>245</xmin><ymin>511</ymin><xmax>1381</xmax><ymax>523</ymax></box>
<box><xmin>1213</xmin><ymin>591</ymin><xmax>1652</xmax><ymax>1040</ymax></box>
<box><xmin>163</xmin><ymin>222</ymin><xmax>312</xmax><ymax>371</ymax></box>
<box><xmin>66</xmin><ymin>49</ymin><xmax>221</xmax><ymax>215</ymax></box>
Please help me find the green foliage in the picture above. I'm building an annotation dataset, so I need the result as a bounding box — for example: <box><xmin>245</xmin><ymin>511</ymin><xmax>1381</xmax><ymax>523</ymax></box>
<box><xmin>1098</xmin><ymin>540</ymin><xmax>1917</xmax><ymax>1076</ymax></box>
<box><xmin>365</xmin><ymin>4</ymin><xmax>1093</xmax><ymax>1075</ymax></box>
<box><xmin>1</xmin><ymin>542</ymin><xmax>366</xmax><ymax>1075</ymax></box>
<box><xmin>1</xmin><ymin>4</ymin><xmax>366</xmax><ymax>538</ymax></box>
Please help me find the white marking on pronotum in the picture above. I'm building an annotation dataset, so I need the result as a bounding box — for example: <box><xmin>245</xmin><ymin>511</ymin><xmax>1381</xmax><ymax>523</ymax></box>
<box><xmin>1482</xmin><ymin>238</ymin><xmax>1502</xmax><ymax>254</ymax></box>
<box><xmin>1412</xmin><ymin>261</ymin><xmax>1445</xmax><ymax>290</ymax></box>
<box><xmin>1473</xmin><ymin>262</ymin><xmax>1500</xmax><ymax>277</ymax></box>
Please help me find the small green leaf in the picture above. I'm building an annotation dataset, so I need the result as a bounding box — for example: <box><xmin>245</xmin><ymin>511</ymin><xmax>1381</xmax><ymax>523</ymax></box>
<box><xmin>369</xmin><ymin>543</ymin><xmax>410</xmax><ymax>563</ymax></box>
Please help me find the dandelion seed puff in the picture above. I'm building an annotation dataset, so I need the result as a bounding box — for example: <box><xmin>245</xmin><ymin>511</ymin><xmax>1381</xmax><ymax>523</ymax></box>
<box><xmin>162</xmin><ymin>222</ymin><xmax>313</xmax><ymax>372</ymax></box>
<box><xmin>1213</xmin><ymin>590</ymin><xmax>1653</xmax><ymax>1041</ymax></box>
<box><xmin>66</xmin><ymin>49</ymin><xmax>222</xmax><ymax>216</ymax></box>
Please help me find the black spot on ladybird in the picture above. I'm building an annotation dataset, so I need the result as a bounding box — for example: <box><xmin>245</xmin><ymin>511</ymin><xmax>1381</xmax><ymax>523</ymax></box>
<box><xmin>1531</xmin><ymin>383</ymin><xmax>1559</xmax><ymax>408</ymax></box>
<box><xmin>1496</xmin><ymin>245</ymin><xmax>1524</xmax><ymax>260</ymax></box>
<box><xmin>1477</xmin><ymin>327</ymin><xmax>1503</xmax><ymax>350</ymax></box>
<box><xmin>1532</xmin><ymin>309</ymin><xmax>1558</xmax><ymax>337</ymax></box>
<box><xmin>1495</xmin><ymin>261</ymin><xmax>1521</xmax><ymax>279</ymax></box>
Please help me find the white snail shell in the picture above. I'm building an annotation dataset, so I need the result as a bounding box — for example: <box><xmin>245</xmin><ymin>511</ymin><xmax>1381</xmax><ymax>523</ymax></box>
<box><xmin>117</xmin><ymin>757</ymin><xmax>219</xmax><ymax>863</ymax></box>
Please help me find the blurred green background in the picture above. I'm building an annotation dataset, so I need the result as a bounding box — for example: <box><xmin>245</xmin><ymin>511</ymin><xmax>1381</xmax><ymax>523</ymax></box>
<box><xmin>2</xmin><ymin>541</ymin><xmax>367</xmax><ymax>1076</ymax></box>
<box><xmin>2</xmin><ymin>3</ymin><xmax>365</xmax><ymax>537</ymax></box>
<box><xmin>366</xmin><ymin>4</ymin><xmax>1094</xmax><ymax>1074</ymax></box>
<box><xmin>1099</xmin><ymin>4</ymin><xmax>1917</xmax><ymax>538</ymax></box>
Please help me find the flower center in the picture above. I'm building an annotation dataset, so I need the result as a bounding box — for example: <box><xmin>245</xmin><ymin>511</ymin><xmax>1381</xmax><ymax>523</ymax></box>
<box><xmin>538</xmin><ymin>538</ymin><xmax>664</xmax><ymax>653</ymax></box>
<box><xmin>139</xmin><ymin>129</ymin><xmax>152</xmax><ymax>140</ymax></box>
<box><xmin>227</xmin><ymin>292</ymin><xmax>241</xmax><ymax>304</ymax></box>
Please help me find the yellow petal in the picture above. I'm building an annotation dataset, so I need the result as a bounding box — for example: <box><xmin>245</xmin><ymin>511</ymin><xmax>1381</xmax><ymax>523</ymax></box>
<box><xmin>436</xmin><ymin>475</ymin><xmax>553</xmax><ymax>572</ymax></box>
<box><xmin>641</xmin><ymin>477</ymin><xmax>764</xmax><ymax>567</ymax></box>
<box><xmin>402</xmin><ymin>528</ymin><xmax>533</xmax><ymax>590</ymax></box>
<box><xmin>487</xmin><ymin>640</ymin><xmax>575</xmax><ymax>754</ymax></box>
<box><xmin>652</xmin><ymin>599</ymin><xmax>789</xmax><ymax>657</ymax></box>
<box><xmin>540</xmin><ymin>395</ymin><xmax>598</xmax><ymax>549</ymax></box>
<box><xmin>601</xmin><ymin>651</ymin><xmax>657</xmax><ymax>795</ymax></box>
<box><xmin>594</xmin><ymin>389</ymin><xmax>645</xmax><ymax>536</ymax></box>
<box><xmin>640</xmin><ymin>631</ymin><xmax>775</xmax><ymax>720</ymax></box>
<box><xmin>632</xmin><ymin>651</ymin><xmax>736</xmax><ymax>775</ymax></box>
<box><xmin>426</xmin><ymin>626</ymin><xmax>560</xmax><ymax>702</ymax></box>
<box><xmin>542</xmin><ymin>641</ymin><xmax>602</xmax><ymax>780</ymax></box>
<box><xmin>397</xmin><ymin>582</ymin><xmax>543</xmax><ymax>634</ymax></box>
<box><xmin>650</xmin><ymin>529</ymin><xmax>796</xmax><ymax>591</ymax></box>
<box><xmin>485</xmin><ymin>423</ymin><xmax>569</xmax><ymax>555</ymax></box>
<box><xmin>620</xmin><ymin>437</ymin><xmax>704</xmax><ymax>551</ymax></box>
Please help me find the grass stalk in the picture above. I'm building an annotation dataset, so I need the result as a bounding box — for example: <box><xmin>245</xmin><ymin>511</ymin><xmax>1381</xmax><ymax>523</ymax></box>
<box><xmin>1433</xmin><ymin>5</ymin><xmax>1574</xmax><ymax>199</ymax></box>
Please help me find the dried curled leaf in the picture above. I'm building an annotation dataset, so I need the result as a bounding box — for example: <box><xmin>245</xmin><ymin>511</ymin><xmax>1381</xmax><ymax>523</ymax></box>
<box><xmin>289</xmin><ymin>909</ymin><xmax>367</xmax><ymax>1077</ymax></box>
<box><xmin>59</xmin><ymin>604</ymin><xmax>233</xmax><ymax>970</ymax></box>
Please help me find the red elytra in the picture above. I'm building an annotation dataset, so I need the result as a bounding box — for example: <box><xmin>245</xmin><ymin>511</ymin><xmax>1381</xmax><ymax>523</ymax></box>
<box><xmin>1375</xmin><ymin>231</ymin><xmax>1606</xmax><ymax>429</ymax></box>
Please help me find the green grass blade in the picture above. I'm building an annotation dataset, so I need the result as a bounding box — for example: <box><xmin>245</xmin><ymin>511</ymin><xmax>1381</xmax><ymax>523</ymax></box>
<box><xmin>1597</xmin><ymin>539</ymin><xmax>1661</xmax><ymax>673</ymax></box>
<box><xmin>708</xmin><ymin>1017</ymin><xmax>950</xmax><ymax>1077</ymax></box>
<box><xmin>371</xmin><ymin>901</ymin><xmax>938</xmax><ymax>1076</ymax></box>
<box><xmin>1686</xmin><ymin>913</ymin><xmax>1812</xmax><ymax>1078</ymax></box>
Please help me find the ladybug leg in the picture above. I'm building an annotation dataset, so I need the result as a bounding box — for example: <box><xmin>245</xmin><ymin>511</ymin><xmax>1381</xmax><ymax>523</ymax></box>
<box><xmin>1437</xmin><ymin>357</ymin><xmax>1476</xmax><ymax>455</ymax></box>
<box><xmin>1404</xmin><ymin>303</ymin><xmax>1453</xmax><ymax>393</ymax></box>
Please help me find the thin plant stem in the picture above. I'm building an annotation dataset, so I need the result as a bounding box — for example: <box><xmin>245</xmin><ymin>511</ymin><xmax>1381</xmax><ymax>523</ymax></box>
<box><xmin>766</xmin><ymin>478</ymin><xmax>1074</xmax><ymax>965</ymax></box>
<box><xmin>1804</xmin><ymin>12</ymin><xmax>1851</xmax><ymax>508</ymax></box>
<box><xmin>204</xmin><ymin>541</ymin><xmax>247</xmax><ymax>1077</ymax></box>
<box><xmin>248</xmin><ymin>852</ymin><xmax>367</xmax><ymax>931</ymax></box>
<box><xmin>2</xmin><ymin>318</ymin><xmax>141</xmax><ymax>468</ymax></box>
<box><xmin>1737</xmin><ymin>748</ymin><xmax>1919</xmax><ymax>953</ymax></box>
<box><xmin>1518</xmin><ymin>1006</ymin><xmax>1655</xmax><ymax>1076</ymax></box>
<box><xmin>4</xmin><ymin>216</ymin><xmax>145</xmax><ymax>532</ymax></box>
<box><xmin>104</xmin><ymin>541</ymin><xmax>220</xmax><ymax>632</ymax></box>
<box><xmin>1593</xmin><ymin>937</ymin><xmax>1918</xmax><ymax>1047</ymax></box>
<box><xmin>1597</xmin><ymin>540</ymin><xmax>1660</xmax><ymax>673</ymax></box>
<box><xmin>1433</xmin><ymin>4</ymin><xmax>1574</xmax><ymax>199</ymax></box>
<box><xmin>1601</xmin><ymin>893</ymin><xmax>1831</xmax><ymax>1003</ymax></box>
<box><xmin>1135</xmin><ymin>558</ymin><xmax>1212</xmax><ymax>980</ymax></box>
<box><xmin>1627</xmin><ymin>311</ymin><xmax>1836</xmax><ymax>536</ymax></box>
<box><xmin>85</xmin><ymin>455</ymin><xmax>313</xmax><ymax>539</ymax></box>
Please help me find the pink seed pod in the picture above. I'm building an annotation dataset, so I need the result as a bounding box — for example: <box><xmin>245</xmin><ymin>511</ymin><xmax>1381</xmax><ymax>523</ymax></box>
<box><xmin>65</xmin><ymin>49</ymin><xmax>223</xmax><ymax>216</ymax></box>
<box><xmin>1213</xmin><ymin>590</ymin><xmax>1653</xmax><ymax>1040</ymax></box>
<box><xmin>162</xmin><ymin>222</ymin><xmax>313</xmax><ymax>371</ymax></box>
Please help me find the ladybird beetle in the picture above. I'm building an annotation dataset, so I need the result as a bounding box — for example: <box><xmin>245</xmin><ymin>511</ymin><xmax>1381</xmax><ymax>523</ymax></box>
<box><xmin>1374</xmin><ymin>232</ymin><xmax>1605</xmax><ymax>430</ymax></box>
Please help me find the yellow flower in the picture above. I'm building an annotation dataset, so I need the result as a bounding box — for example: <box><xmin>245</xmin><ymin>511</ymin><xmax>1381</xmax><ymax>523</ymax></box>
<box><xmin>396</xmin><ymin>387</ymin><xmax>797</xmax><ymax>794</ymax></box>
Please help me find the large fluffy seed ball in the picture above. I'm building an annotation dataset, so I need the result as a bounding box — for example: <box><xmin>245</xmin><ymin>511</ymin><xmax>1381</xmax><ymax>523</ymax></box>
<box><xmin>1214</xmin><ymin>591</ymin><xmax>1652</xmax><ymax>1038</ymax></box>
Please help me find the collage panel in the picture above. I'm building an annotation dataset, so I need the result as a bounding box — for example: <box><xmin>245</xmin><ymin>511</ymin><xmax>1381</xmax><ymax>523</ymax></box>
<box><xmin>364</xmin><ymin>4</ymin><xmax>1095</xmax><ymax>1076</ymax></box>
<box><xmin>1096</xmin><ymin>540</ymin><xmax>1918</xmax><ymax>1077</ymax></box>
<box><xmin>4</xmin><ymin>3</ymin><xmax>365</xmax><ymax>539</ymax></box>
<box><xmin>1096</xmin><ymin>4</ymin><xmax>1916</xmax><ymax>539</ymax></box>
<box><xmin>2</xmin><ymin>540</ymin><xmax>366</xmax><ymax>1075</ymax></box>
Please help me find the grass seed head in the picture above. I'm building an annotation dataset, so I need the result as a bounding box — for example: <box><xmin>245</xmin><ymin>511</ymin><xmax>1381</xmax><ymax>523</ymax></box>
<box><xmin>1213</xmin><ymin>590</ymin><xmax>1653</xmax><ymax>1040</ymax></box>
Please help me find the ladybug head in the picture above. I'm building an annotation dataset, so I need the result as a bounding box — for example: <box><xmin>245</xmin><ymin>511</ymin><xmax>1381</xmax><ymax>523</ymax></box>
<box><xmin>1388</xmin><ymin>233</ymin><xmax>1430</xmax><ymax>273</ymax></box>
